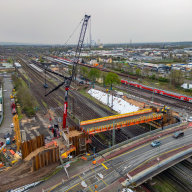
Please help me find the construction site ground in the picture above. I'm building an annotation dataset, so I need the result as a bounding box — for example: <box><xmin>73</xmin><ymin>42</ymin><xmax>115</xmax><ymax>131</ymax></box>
<box><xmin>0</xmin><ymin>159</ymin><xmax>59</xmax><ymax>191</ymax></box>
<box><xmin>123</xmin><ymin>96</ymin><xmax>149</xmax><ymax>109</ymax></box>
<box><xmin>20</xmin><ymin>113</ymin><xmax>52</xmax><ymax>141</ymax></box>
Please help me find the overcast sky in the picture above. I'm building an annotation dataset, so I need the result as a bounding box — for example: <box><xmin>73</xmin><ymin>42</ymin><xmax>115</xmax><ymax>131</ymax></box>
<box><xmin>0</xmin><ymin>0</ymin><xmax>191</xmax><ymax>44</ymax></box>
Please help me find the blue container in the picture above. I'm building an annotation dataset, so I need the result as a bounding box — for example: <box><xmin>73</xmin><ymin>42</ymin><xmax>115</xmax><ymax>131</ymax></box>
<box><xmin>6</xmin><ymin>138</ymin><xmax>11</xmax><ymax>145</ymax></box>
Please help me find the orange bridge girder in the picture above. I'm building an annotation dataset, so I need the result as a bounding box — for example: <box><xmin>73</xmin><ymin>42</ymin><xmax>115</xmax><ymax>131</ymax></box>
<box><xmin>81</xmin><ymin>113</ymin><xmax>163</xmax><ymax>135</ymax></box>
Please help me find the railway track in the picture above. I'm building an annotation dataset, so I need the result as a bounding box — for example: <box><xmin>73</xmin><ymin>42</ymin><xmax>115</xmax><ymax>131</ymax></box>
<box><xmin>147</xmin><ymin>159</ymin><xmax>192</xmax><ymax>192</ymax></box>
<box><xmin>17</xmin><ymin>56</ymin><xmax>115</xmax><ymax>126</ymax></box>
<box><xmin>17</xmin><ymin>57</ymin><xmax>78</xmax><ymax>127</ymax></box>
<box><xmin>17</xmin><ymin>56</ymin><xmax>155</xmax><ymax>153</ymax></box>
<box><xmin>118</xmin><ymin>84</ymin><xmax>192</xmax><ymax>112</ymax></box>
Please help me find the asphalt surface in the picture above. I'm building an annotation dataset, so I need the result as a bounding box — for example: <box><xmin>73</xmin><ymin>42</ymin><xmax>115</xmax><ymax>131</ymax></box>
<box><xmin>52</xmin><ymin>127</ymin><xmax>192</xmax><ymax>192</ymax></box>
<box><xmin>0</xmin><ymin>75</ymin><xmax>13</xmax><ymax>143</ymax></box>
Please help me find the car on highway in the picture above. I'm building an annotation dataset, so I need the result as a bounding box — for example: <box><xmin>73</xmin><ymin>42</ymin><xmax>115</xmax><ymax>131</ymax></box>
<box><xmin>173</xmin><ymin>131</ymin><xmax>184</xmax><ymax>139</ymax></box>
<box><xmin>10</xmin><ymin>123</ymin><xmax>14</xmax><ymax>128</ymax></box>
<box><xmin>151</xmin><ymin>140</ymin><xmax>161</xmax><ymax>147</ymax></box>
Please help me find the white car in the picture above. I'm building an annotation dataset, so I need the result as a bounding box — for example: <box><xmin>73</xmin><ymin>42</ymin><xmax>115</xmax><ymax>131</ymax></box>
<box><xmin>122</xmin><ymin>188</ymin><xmax>134</xmax><ymax>192</ymax></box>
<box><xmin>188</xmin><ymin>117</ymin><xmax>192</xmax><ymax>122</ymax></box>
<box><xmin>10</xmin><ymin>123</ymin><xmax>14</xmax><ymax>128</ymax></box>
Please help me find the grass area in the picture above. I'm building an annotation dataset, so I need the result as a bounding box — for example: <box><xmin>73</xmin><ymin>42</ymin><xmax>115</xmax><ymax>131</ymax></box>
<box><xmin>141</xmin><ymin>78</ymin><xmax>192</xmax><ymax>96</ymax></box>
<box><xmin>17</xmin><ymin>106</ymin><xmax>23</xmax><ymax>120</ymax></box>
<box><xmin>42</xmin><ymin>167</ymin><xmax>62</xmax><ymax>181</ymax></box>
<box><xmin>152</xmin><ymin>178</ymin><xmax>177</xmax><ymax>192</ymax></box>
<box><xmin>20</xmin><ymin>78</ymin><xmax>28</xmax><ymax>88</ymax></box>
<box><xmin>55</xmin><ymin>99</ymin><xmax>63</xmax><ymax>107</ymax></box>
<box><xmin>23</xmin><ymin>73</ymin><xmax>31</xmax><ymax>82</ymax></box>
<box><xmin>12</xmin><ymin>74</ymin><xmax>39</xmax><ymax>117</ymax></box>
<box><xmin>79</xmin><ymin>87</ymin><xmax>117</xmax><ymax>115</ymax></box>
<box><xmin>68</xmin><ymin>112</ymin><xmax>80</xmax><ymax>124</ymax></box>
<box><xmin>48</xmin><ymin>78</ymin><xmax>58</xmax><ymax>86</ymax></box>
<box><xmin>41</xmin><ymin>100</ymin><xmax>48</xmax><ymax>108</ymax></box>
<box><xmin>59</xmin><ymin>95</ymin><xmax>63</xmax><ymax>100</ymax></box>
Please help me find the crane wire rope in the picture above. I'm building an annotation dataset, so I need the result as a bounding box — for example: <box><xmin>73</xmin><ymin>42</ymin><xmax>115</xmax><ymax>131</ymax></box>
<box><xmin>63</xmin><ymin>18</ymin><xmax>84</xmax><ymax>47</ymax></box>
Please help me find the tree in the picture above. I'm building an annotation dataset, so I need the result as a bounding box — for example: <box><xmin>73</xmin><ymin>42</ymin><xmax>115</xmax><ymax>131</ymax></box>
<box><xmin>7</xmin><ymin>57</ymin><xmax>13</xmax><ymax>64</ymax></box>
<box><xmin>88</xmin><ymin>68</ymin><xmax>100</xmax><ymax>88</ymax></box>
<box><xmin>170</xmin><ymin>70</ymin><xmax>184</xmax><ymax>87</ymax></box>
<box><xmin>80</xmin><ymin>66</ymin><xmax>88</xmax><ymax>78</ymax></box>
<box><xmin>68</xmin><ymin>65</ymin><xmax>73</xmax><ymax>76</ymax></box>
<box><xmin>105</xmin><ymin>72</ymin><xmax>120</xmax><ymax>90</ymax></box>
<box><xmin>135</xmin><ymin>68</ymin><xmax>141</xmax><ymax>76</ymax></box>
<box><xmin>39</xmin><ymin>56</ymin><xmax>44</xmax><ymax>63</ymax></box>
<box><xmin>101</xmin><ymin>71</ymin><xmax>107</xmax><ymax>87</ymax></box>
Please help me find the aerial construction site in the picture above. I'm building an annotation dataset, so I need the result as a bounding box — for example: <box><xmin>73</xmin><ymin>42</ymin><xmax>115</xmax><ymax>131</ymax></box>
<box><xmin>0</xmin><ymin>11</ymin><xmax>192</xmax><ymax>192</ymax></box>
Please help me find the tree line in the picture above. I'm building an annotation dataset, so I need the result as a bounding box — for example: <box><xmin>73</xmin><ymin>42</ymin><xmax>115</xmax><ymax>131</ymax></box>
<box><xmin>79</xmin><ymin>66</ymin><xmax>120</xmax><ymax>89</ymax></box>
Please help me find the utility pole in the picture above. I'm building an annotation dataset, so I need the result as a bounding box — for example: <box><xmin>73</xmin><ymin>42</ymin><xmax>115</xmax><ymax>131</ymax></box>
<box><xmin>106</xmin><ymin>89</ymin><xmax>109</xmax><ymax>106</ymax></box>
<box><xmin>111</xmin><ymin>92</ymin><xmax>113</xmax><ymax>108</ymax></box>
<box><xmin>112</xmin><ymin>121</ymin><xmax>115</xmax><ymax>146</ymax></box>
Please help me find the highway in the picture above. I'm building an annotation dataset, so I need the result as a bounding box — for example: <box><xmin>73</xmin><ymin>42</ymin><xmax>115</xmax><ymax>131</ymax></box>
<box><xmin>52</xmin><ymin>126</ymin><xmax>192</xmax><ymax>192</ymax></box>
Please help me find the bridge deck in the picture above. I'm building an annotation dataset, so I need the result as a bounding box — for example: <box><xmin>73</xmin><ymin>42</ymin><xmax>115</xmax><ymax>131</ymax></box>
<box><xmin>80</xmin><ymin>109</ymin><xmax>163</xmax><ymax>135</ymax></box>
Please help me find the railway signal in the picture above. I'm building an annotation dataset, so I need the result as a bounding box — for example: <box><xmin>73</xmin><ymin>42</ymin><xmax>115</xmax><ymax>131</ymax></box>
<box><xmin>44</xmin><ymin>15</ymin><xmax>90</xmax><ymax>129</ymax></box>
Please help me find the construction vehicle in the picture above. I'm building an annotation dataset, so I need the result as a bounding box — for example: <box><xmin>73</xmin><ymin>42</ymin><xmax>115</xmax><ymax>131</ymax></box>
<box><xmin>61</xmin><ymin>146</ymin><xmax>76</xmax><ymax>159</ymax></box>
<box><xmin>44</xmin><ymin>15</ymin><xmax>90</xmax><ymax>130</ymax></box>
<box><xmin>161</xmin><ymin>105</ymin><xmax>170</xmax><ymax>113</ymax></box>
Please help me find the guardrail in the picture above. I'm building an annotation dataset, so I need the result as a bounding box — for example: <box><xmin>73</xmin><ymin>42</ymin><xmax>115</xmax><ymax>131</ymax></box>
<box><xmin>97</xmin><ymin>117</ymin><xmax>181</xmax><ymax>156</ymax></box>
<box><xmin>123</xmin><ymin>146</ymin><xmax>192</xmax><ymax>187</ymax></box>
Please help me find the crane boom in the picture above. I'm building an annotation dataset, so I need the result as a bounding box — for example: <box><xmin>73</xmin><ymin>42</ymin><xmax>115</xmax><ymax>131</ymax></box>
<box><xmin>71</xmin><ymin>15</ymin><xmax>90</xmax><ymax>84</ymax></box>
<box><xmin>44</xmin><ymin>15</ymin><xmax>90</xmax><ymax>130</ymax></box>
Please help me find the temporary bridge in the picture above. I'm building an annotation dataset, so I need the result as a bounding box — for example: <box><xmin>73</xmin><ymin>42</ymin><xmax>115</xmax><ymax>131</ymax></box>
<box><xmin>80</xmin><ymin>108</ymin><xmax>163</xmax><ymax>135</ymax></box>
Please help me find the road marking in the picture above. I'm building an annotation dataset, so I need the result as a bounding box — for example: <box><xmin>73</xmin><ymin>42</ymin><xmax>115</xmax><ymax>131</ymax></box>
<box><xmin>104</xmin><ymin>129</ymin><xmax>187</xmax><ymax>163</ymax></box>
<box><xmin>129</xmin><ymin>143</ymin><xmax>191</xmax><ymax>174</ymax></box>
<box><xmin>101</xmin><ymin>163</ymin><xmax>108</xmax><ymax>170</ymax></box>
<box><xmin>65</xmin><ymin>183</ymin><xmax>80</xmax><ymax>192</ymax></box>
<box><xmin>48</xmin><ymin>181</ymin><xmax>62</xmax><ymax>192</ymax></box>
<box><xmin>49</xmin><ymin>126</ymin><xmax>192</xmax><ymax>191</ymax></box>
<box><xmin>79</xmin><ymin>175</ymin><xmax>93</xmax><ymax>192</ymax></box>
<box><xmin>91</xmin><ymin>168</ymin><xmax>108</xmax><ymax>186</ymax></box>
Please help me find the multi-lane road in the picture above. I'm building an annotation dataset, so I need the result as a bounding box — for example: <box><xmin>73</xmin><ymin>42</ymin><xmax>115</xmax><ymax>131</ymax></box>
<box><xmin>49</xmin><ymin>125</ymin><xmax>192</xmax><ymax>192</ymax></box>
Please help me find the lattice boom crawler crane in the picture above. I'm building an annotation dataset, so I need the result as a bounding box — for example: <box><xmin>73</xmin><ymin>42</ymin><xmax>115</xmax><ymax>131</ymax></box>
<box><xmin>45</xmin><ymin>15</ymin><xmax>90</xmax><ymax>129</ymax></box>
